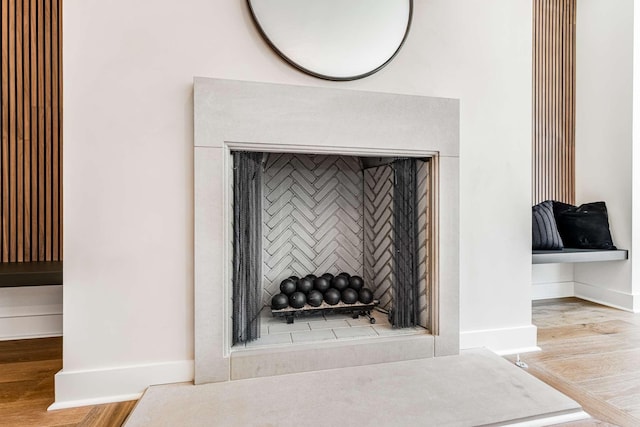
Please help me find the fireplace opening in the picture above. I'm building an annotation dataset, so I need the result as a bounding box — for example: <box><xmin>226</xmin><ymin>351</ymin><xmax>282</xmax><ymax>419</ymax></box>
<box><xmin>231</xmin><ymin>151</ymin><xmax>433</xmax><ymax>349</ymax></box>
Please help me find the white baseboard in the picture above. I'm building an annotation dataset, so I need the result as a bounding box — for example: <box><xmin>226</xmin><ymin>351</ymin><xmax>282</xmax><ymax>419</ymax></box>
<box><xmin>505</xmin><ymin>410</ymin><xmax>591</xmax><ymax>426</ymax></box>
<box><xmin>531</xmin><ymin>282</ymin><xmax>575</xmax><ymax>300</ymax></box>
<box><xmin>0</xmin><ymin>314</ymin><xmax>63</xmax><ymax>340</ymax></box>
<box><xmin>574</xmin><ymin>282</ymin><xmax>639</xmax><ymax>313</ymax></box>
<box><xmin>0</xmin><ymin>285</ymin><xmax>63</xmax><ymax>340</ymax></box>
<box><xmin>530</xmin><ymin>279</ymin><xmax>639</xmax><ymax>312</ymax></box>
<box><xmin>50</xmin><ymin>359</ymin><xmax>194</xmax><ymax>409</ymax></box>
<box><xmin>49</xmin><ymin>392</ymin><xmax>144</xmax><ymax>411</ymax></box>
<box><xmin>460</xmin><ymin>324</ymin><xmax>538</xmax><ymax>355</ymax></box>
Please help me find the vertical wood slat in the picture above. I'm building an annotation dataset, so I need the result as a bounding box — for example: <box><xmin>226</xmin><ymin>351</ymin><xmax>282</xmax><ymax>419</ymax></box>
<box><xmin>0</xmin><ymin>0</ymin><xmax>62</xmax><ymax>262</ymax></box>
<box><xmin>30</xmin><ymin>0</ymin><xmax>37</xmax><ymax>261</ymax></box>
<box><xmin>37</xmin><ymin>0</ymin><xmax>44</xmax><ymax>261</ymax></box>
<box><xmin>9</xmin><ymin>0</ymin><xmax>17</xmax><ymax>262</ymax></box>
<box><xmin>16</xmin><ymin>0</ymin><xmax>24</xmax><ymax>262</ymax></box>
<box><xmin>44</xmin><ymin>0</ymin><xmax>51</xmax><ymax>261</ymax></box>
<box><xmin>51</xmin><ymin>0</ymin><xmax>58</xmax><ymax>261</ymax></box>
<box><xmin>2</xmin><ymin>0</ymin><xmax>9</xmax><ymax>261</ymax></box>
<box><xmin>533</xmin><ymin>0</ymin><xmax>576</xmax><ymax>205</ymax></box>
<box><xmin>57</xmin><ymin>0</ymin><xmax>61</xmax><ymax>261</ymax></box>
<box><xmin>22</xmin><ymin>0</ymin><xmax>30</xmax><ymax>260</ymax></box>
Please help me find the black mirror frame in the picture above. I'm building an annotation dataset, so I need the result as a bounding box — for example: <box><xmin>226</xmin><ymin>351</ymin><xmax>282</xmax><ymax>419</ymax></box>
<box><xmin>247</xmin><ymin>0</ymin><xmax>414</xmax><ymax>81</ymax></box>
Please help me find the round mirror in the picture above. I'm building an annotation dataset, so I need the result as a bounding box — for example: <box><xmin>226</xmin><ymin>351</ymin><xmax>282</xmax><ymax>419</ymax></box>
<box><xmin>247</xmin><ymin>0</ymin><xmax>413</xmax><ymax>81</ymax></box>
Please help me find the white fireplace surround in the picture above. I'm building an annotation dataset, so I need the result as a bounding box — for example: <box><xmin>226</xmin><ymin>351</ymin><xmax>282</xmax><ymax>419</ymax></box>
<box><xmin>194</xmin><ymin>78</ymin><xmax>460</xmax><ymax>384</ymax></box>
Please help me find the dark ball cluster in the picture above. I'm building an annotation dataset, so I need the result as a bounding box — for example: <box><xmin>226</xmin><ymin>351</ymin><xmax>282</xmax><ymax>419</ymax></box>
<box><xmin>271</xmin><ymin>272</ymin><xmax>374</xmax><ymax>310</ymax></box>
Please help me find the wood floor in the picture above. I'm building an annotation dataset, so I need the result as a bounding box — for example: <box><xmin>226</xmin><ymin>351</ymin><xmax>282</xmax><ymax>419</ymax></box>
<box><xmin>511</xmin><ymin>297</ymin><xmax>640</xmax><ymax>427</ymax></box>
<box><xmin>0</xmin><ymin>337</ymin><xmax>135</xmax><ymax>427</ymax></box>
<box><xmin>1</xmin><ymin>297</ymin><xmax>638</xmax><ymax>426</ymax></box>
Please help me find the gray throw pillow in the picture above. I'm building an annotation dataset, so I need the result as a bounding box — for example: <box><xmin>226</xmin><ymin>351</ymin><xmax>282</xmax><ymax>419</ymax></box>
<box><xmin>532</xmin><ymin>200</ymin><xmax>564</xmax><ymax>250</ymax></box>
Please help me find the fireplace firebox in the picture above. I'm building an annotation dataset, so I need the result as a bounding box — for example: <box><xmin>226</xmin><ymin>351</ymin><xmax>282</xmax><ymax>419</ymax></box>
<box><xmin>231</xmin><ymin>151</ymin><xmax>432</xmax><ymax>346</ymax></box>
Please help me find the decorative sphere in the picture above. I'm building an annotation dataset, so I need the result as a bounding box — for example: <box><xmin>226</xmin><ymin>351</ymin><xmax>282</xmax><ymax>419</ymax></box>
<box><xmin>307</xmin><ymin>290</ymin><xmax>324</xmax><ymax>307</ymax></box>
<box><xmin>321</xmin><ymin>273</ymin><xmax>334</xmax><ymax>281</ymax></box>
<box><xmin>271</xmin><ymin>293</ymin><xmax>289</xmax><ymax>310</ymax></box>
<box><xmin>280</xmin><ymin>279</ymin><xmax>297</xmax><ymax>296</ymax></box>
<box><xmin>332</xmin><ymin>275</ymin><xmax>349</xmax><ymax>291</ymax></box>
<box><xmin>324</xmin><ymin>288</ymin><xmax>341</xmax><ymax>305</ymax></box>
<box><xmin>313</xmin><ymin>277</ymin><xmax>330</xmax><ymax>293</ymax></box>
<box><xmin>341</xmin><ymin>288</ymin><xmax>358</xmax><ymax>304</ymax></box>
<box><xmin>338</xmin><ymin>272</ymin><xmax>351</xmax><ymax>279</ymax></box>
<box><xmin>358</xmin><ymin>288</ymin><xmax>374</xmax><ymax>304</ymax></box>
<box><xmin>305</xmin><ymin>274</ymin><xmax>317</xmax><ymax>280</ymax></box>
<box><xmin>349</xmin><ymin>275</ymin><xmax>364</xmax><ymax>291</ymax></box>
<box><xmin>289</xmin><ymin>291</ymin><xmax>307</xmax><ymax>309</ymax></box>
<box><xmin>288</xmin><ymin>275</ymin><xmax>300</xmax><ymax>282</ymax></box>
<box><xmin>296</xmin><ymin>277</ymin><xmax>314</xmax><ymax>294</ymax></box>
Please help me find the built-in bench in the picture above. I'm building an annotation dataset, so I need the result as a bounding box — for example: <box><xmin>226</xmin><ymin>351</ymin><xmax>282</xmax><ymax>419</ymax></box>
<box><xmin>0</xmin><ymin>261</ymin><xmax>63</xmax><ymax>287</ymax></box>
<box><xmin>532</xmin><ymin>249</ymin><xmax>628</xmax><ymax>264</ymax></box>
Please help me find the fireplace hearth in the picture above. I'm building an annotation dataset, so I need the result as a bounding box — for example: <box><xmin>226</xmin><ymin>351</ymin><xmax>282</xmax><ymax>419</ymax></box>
<box><xmin>194</xmin><ymin>78</ymin><xmax>459</xmax><ymax>384</ymax></box>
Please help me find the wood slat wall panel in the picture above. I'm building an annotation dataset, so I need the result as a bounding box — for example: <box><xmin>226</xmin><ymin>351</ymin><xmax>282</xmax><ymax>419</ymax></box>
<box><xmin>533</xmin><ymin>0</ymin><xmax>576</xmax><ymax>205</ymax></box>
<box><xmin>0</xmin><ymin>0</ymin><xmax>62</xmax><ymax>262</ymax></box>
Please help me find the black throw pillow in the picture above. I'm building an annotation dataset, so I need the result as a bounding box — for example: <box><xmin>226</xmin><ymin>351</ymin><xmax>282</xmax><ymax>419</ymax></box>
<box><xmin>552</xmin><ymin>200</ymin><xmax>575</xmax><ymax>218</ymax></box>
<box><xmin>553</xmin><ymin>201</ymin><xmax>616</xmax><ymax>250</ymax></box>
<box><xmin>532</xmin><ymin>200</ymin><xmax>563</xmax><ymax>250</ymax></box>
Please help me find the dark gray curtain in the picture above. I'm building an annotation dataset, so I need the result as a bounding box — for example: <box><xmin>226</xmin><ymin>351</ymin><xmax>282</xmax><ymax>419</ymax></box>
<box><xmin>232</xmin><ymin>151</ymin><xmax>263</xmax><ymax>344</ymax></box>
<box><xmin>391</xmin><ymin>158</ymin><xmax>420</xmax><ymax>328</ymax></box>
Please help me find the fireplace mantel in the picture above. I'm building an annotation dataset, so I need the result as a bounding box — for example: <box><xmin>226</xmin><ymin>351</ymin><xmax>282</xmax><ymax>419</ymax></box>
<box><xmin>194</xmin><ymin>78</ymin><xmax>460</xmax><ymax>384</ymax></box>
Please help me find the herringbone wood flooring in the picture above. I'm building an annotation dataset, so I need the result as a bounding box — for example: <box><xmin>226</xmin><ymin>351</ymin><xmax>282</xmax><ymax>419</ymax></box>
<box><xmin>510</xmin><ymin>297</ymin><xmax>640</xmax><ymax>427</ymax></box>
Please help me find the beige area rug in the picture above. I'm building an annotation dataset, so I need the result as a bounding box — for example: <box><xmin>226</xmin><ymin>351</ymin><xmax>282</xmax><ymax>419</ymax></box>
<box><xmin>124</xmin><ymin>349</ymin><xmax>588</xmax><ymax>427</ymax></box>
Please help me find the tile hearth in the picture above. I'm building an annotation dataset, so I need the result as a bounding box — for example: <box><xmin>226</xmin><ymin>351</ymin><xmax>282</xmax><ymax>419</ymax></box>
<box><xmin>235</xmin><ymin>308</ymin><xmax>426</xmax><ymax>349</ymax></box>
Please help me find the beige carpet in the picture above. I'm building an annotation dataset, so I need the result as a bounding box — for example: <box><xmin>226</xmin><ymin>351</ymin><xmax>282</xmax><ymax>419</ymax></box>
<box><xmin>124</xmin><ymin>349</ymin><xmax>587</xmax><ymax>427</ymax></box>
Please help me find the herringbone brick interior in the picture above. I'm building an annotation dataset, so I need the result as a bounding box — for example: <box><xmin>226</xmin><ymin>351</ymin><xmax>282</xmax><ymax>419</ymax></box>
<box><xmin>363</xmin><ymin>166</ymin><xmax>394</xmax><ymax>311</ymax></box>
<box><xmin>417</xmin><ymin>160</ymin><xmax>430</xmax><ymax>328</ymax></box>
<box><xmin>262</xmin><ymin>153</ymin><xmax>364</xmax><ymax>305</ymax></box>
<box><xmin>364</xmin><ymin>161</ymin><xmax>430</xmax><ymax>328</ymax></box>
<box><xmin>260</xmin><ymin>153</ymin><xmax>430</xmax><ymax>328</ymax></box>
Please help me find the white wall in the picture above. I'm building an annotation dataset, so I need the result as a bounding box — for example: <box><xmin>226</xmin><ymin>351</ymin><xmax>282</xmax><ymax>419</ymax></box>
<box><xmin>574</xmin><ymin>0</ymin><xmax>638</xmax><ymax>312</ymax></box>
<box><xmin>419</xmin><ymin>3</ymin><xmax>534</xmax><ymax>354</ymax></box>
<box><xmin>58</xmin><ymin>0</ymin><xmax>534</xmax><ymax>406</ymax></box>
